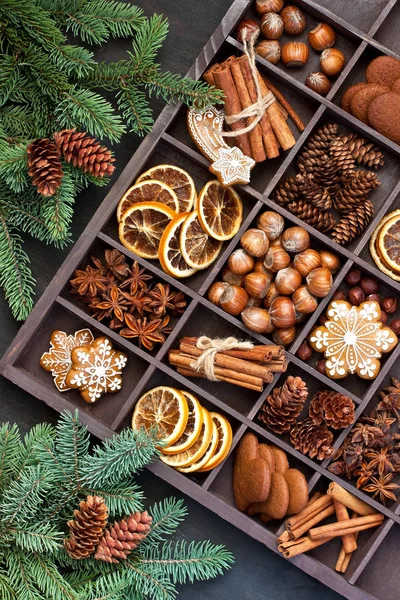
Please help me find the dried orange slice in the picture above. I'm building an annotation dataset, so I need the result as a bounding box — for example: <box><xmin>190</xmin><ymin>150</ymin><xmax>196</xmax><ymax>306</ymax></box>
<box><xmin>197</xmin><ymin>412</ymin><xmax>233</xmax><ymax>472</ymax></box>
<box><xmin>159</xmin><ymin>213</ymin><xmax>197</xmax><ymax>278</ymax></box>
<box><xmin>117</xmin><ymin>180</ymin><xmax>179</xmax><ymax>222</ymax></box>
<box><xmin>160</xmin><ymin>391</ymin><xmax>203</xmax><ymax>455</ymax></box>
<box><xmin>377</xmin><ymin>210</ymin><xmax>400</xmax><ymax>273</ymax></box>
<box><xmin>370</xmin><ymin>211</ymin><xmax>400</xmax><ymax>282</ymax></box>
<box><xmin>136</xmin><ymin>165</ymin><xmax>196</xmax><ymax>213</ymax></box>
<box><xmin>197</xmin><ymin>180</ymin><xmax>243</xmax><ymax>241</ymax></box>
<box><xmin>132</xmin><ymin>386</ymin><xmax>188</xmax><ymax>447</ymax></box>
<box><xmin>180</xmin><ymin>211</ymin><xmax>222</xmax><ymax>270</ymax></box>
<box><xmin>160</xmin><ymin>407</ymin><xmax>213</xmax><ymax>468</ymax></box>
<box><xmin>119</xmin><ymin>201</ymin><xmax>176</xmax><ymax>259</ymax></box>
<box><xmin>177</xmin><ymin>416</ymin><xmax>219</xmax><ymax>473</ymax></box>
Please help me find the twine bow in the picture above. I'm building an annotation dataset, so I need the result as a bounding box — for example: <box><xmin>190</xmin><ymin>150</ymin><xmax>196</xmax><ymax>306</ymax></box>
<box><xmin>192</xmin><ymin>335</ymin><xmax>254</xmax><ymax>381</ymax></box>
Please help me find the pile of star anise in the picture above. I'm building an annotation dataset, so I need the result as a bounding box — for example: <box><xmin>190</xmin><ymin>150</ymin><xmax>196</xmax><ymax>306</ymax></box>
<box><xmin>328</xmin><ymin>378</ymin><xmax>400</xmax><ymax>505</ymax></box>
<box><xmin>70</xmin><ymin>249</ymin><xmax>186</xmax><ymax>351</ymax></box>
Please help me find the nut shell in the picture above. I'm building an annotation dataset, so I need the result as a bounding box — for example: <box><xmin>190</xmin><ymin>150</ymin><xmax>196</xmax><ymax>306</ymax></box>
<box><xmin>241</xmin><ymin>228</ymin><xmax>269</xmax><ymax>257</ymax></box>
<box><xmin>293</xmin><ymin>248</ymin><xmax>321</xmax><ymax>277</ymax></box>
<box><xmin>207</xmin><ymin>281</ymin><xmax>229</xmax><ymax>305</ymax></box>
<box><xmin>282</xmin><ymin>226</ymin><xmax>310</xmax><ymax>253</ymax></box>
<box><xmin>273</xmin><ymin>326</ymin><xmax>296</xmax><ymax>346</ymax></box>
<box><xmin>227</xmin><ymin>249</ymin><xmax>254</xmax><ymax>275</ymax></box>
<box><xmin>263</xmin><ymin>282</ymin><xmax>279</xmax><ymax>309</ymax></box>
<box><xmin>220</xmin><ymin>285</ymin><xmax>249</xmax><ymax>316</ymax></box>
<box><xmin>241</xmin><ymin>307</ymin><xmax>272</xmax><ymax>333</ymax></box>
<box><xmin>236</xmin><ymin>19</ymin><xmax>260</xmax><ymax>43</ymax></box>
<box><xmin>319</xmin><ymin>250</ymin><xmax>340</xmax><ymax>273</ymax></box>
<box><xmin>261</xmin><ymin>13</ymin><xmax>284</xmax><ymax>39</ymax></box>
<box><xmin>305</xmin><ymin>72</ymin><xmax>331</xmax><ymax>96</ymax></box>
<box><xmin>244</xmin><ymin>272</ymin><xmax>271</xmax><ymax>299</ymax></box>
<box><xmin>255</xmin><ymin>0</ymin><xmax>284</xmax><ymax>14</ymax></box>
<box><xmin>306</xmin><ymin>267</ymin><xmax>332</xmax><ymax>298</ymax></box>
<box><xmin>281</xmin><ymin>5</ymin><xmax>306</xmax><ymax>35</ymax></box>
<box><xmin>308</xmin><ymin>23</ymin><xmax>336</xmax><ymax>51</ymax></box>
<box><xmin>282</xmin><ymin>42</ymin><xmax>309</xmax><ymax>68</ymax></box>
<box><xmin>292</xmin><ymin>285</ymin><xmax>318</xmax><ymax>314</ymax></box>
<box><xmin>275</xmin><ymin>267</ymin><xmax>302</xmax><ymax>295</ymax></box>
<box><xmin>269</xmin><ymin>296</ymin><xmax>296</xmax><ymax>328</ymax></box>
<box><xmin>320</xmin><ymin>48</ymin><xmax>345</xmax><ymax>77</ymax></box>
<box><xmin>255</xmin><ymin>40</ymin><xmax>281</xmax><ymax>65</ymax></box>
<box><xmin>257</xmin><ymin>211</ymin><xmax>285</xmax><ymax>240</ymax></box>
<box><xmin>264</xmin><ymin>246</ymin><xmax>291</xmax><ymax>272</ymax></box>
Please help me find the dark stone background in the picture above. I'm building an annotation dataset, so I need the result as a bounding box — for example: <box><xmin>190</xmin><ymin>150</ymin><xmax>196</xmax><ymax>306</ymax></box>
<box><xmin>0</xmin><ymin>1</ymin><xmax>341</xmax><ymax>597</ymax></box>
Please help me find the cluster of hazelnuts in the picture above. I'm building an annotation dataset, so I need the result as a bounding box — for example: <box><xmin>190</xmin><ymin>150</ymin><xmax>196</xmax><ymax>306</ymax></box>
<box><xmin>297</xmin><ymin>267</ymin><xmax>400</xmax><ymax>370</ymax></box>
<box><xmin>235</xmin><ymin>0</ymin><xmax>346</xmax><ymax>97</ymax></box>
<box><xmin>207</xmin><ymin>210</ymin><xmax>340</xmax><ymax>347</ymax></box>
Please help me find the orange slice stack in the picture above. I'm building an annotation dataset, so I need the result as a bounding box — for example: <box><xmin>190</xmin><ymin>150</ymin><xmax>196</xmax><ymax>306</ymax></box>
<box><xmin>370</xmin><ymin>209</ymin><xmax>400</xmax><ymax>282</ymax></box>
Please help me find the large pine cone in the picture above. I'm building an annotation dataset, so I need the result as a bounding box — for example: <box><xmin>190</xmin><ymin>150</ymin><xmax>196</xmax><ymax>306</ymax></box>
<box><xmin>297</xmin><ymin>124</ymin><xmax>339</xmax><ymax>171</ymax></box>
<box><xmin>54</xmin><ymin>128</ymin><xmax>115</xmax><ymax>178</ymax></box>
<box><xmin>94</xmin><ymin>511</ymin><xmax>152</xmax><ymax>563</ymax></box>
<box><xmin>258</xmin><ymin>376</ymin><xmax>308</xmax><ymax>434</ymax></box>
<box><xmin>64</xmin><ymin>495</ymin><xmax>108</xmax><ymax>559</ymax></box>
<box><xmin>312</xmin><ymin>155</ymin><xmax>341</xmax><ymax>197</ymax></box>
<box><xmin>331</xmin><ymin>200</ymin><xmax>374</xmax><ymax>245</ymax></box>
<box><xmin>339</xmin><ymin>133</ymin><xmax>385</xmax><ymax>169</ymax></box>
<box><xmin>272</xmin><ymin>176</ymin><xmax>300</xmax><ymax>206</ymax></box>
<box><xmin>309</xmin><ymin>390</ymin><xmax>355</xmax><ymax>429</ymax></box>
<box><xmin>287</xmin><ymin>199</ymin><xmax>336</xmax><ymax>232</ymax></box>
<box><xmin>290</xmin><ymin>417</ymin><xmax>334</xmax><ymax>461</ymax></box>
<box><xmin>329</xmin><ymin>138</ymin><xmax>356</xmax><ymax>176</ymax></box>
<box><xmin>27</xmin><ymin>138</ymin><xmax>63</xmax><ymax>197</ymax></box>
<box><xmin>296</xmin><ymin>173</ymin><xmax>332</xmax><ymax>210</ymax></box>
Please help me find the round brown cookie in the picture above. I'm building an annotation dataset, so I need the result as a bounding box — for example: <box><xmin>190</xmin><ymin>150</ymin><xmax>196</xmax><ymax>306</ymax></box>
<box><xmin>368</xmin><ymin>93</ymin><xmax>400</xmax><ymax>145</ymax></box>
<box><xmin>350</xmin><ymin>83</ymin><xmax>390</xmax><ymax>125</ymax></box>
<box><xmin>270</xmin><ymin>446</ymin><xmax>289</xmax><ymax>473</ymax></box>
<box><xmin>284</xmin><ymin>468</ymin><xmax>309</xmax><ymax>515</ymax></box>
<box><xmin>366</xmin><ymin>56</ymin><xmax>400</xmax><ymax>87</ymax></box>
<box><xmin>247</xmin><ymin>472</ymin><xmax>289</xmax><ymax>519</ymax></box>
<box><xmin>259</xmin><ymin>443</ymin><xmax>275</xmax><ymax>471</ymax></box>
<box><xmin>391</xmin><ymin>77</ymin><xmax>400</xmax><ymax>94</ymax></box>
<box><xmin>340</xmin><ymin>83</ymin><xmax>367</xmax><ymax>113</ymax></box>
<box><xmin>233</xmin><ymin>433</ymin><xmax>271</xmax><ymax>512</ymax></box>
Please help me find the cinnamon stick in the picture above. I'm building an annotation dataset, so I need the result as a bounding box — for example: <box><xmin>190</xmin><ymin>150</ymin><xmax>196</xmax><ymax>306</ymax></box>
<box><xmin>229</xmin><ymin>56</ymin><xmax>266</xmax><ymax>162</ymax></box>
<box><xmin>327</xmin><ymin>483</ymin><xmax>377</xmax><ymax>516</ymax></box>
<box><xmin>181</xmin><ymin>338</ymin><xmax>283</xmax><ymax>360</ymax></box>
<box><xmin>277</xmin><ymin>530</ymin><xmax>290</xmax><ymax>544</ymax></box>
<box><xmin>176</xmin><ymin>367</ymin><xmax>263</xmax><ymax>392</ymax></box>
<box><xmin>212</xmin><ymin>62</ymin><xmax>253</xmax><ymax>158</ymax></box>
<box><xmin>308</xmin><ymin>514</ymin><xmax>384</xmax><ymax>541</ymax></box>
<box><xmin>238</xmin><ymin>56</ymin><xmax>280</xmax><ymax>159</ymax></box>
<box><xmin>203</xmin><ymin>64</ymin><xmax>219</xmax><ymax>86</ymax></box>
<box><xmin>333</xmin><ymin>500</ymin><xmax>357</xmax><ymax>554</ymax></box>
<box><xmin>279</xmin><ymin>535</ymin><xmax>333</xmax><ymax>558</ymax></box>
<box><xmin>335</xmin><ymin>512</ymin><xmax>359</xmax><ymax>574</ymax></box>
<box><xmin>289</xmin><ymin>504</ymin><xmax>335</xmax><ymax>540</ymax></box>
<box><xmin>286</xmin><ymin>494</ymin><xmax>332</xmax><ymax>530</ymax></box>
<box><xmin>266</xmin><ymin>359</ymin><xmax>288</xmax><ymax>372</ymax></box>
<box><xmin>261</xmin><ymin>75</ymin><xmax>305</xmax><ymax>132</ymax></box>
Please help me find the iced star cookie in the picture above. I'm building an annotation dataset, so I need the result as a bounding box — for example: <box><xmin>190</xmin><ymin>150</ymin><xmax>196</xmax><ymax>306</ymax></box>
<box><xmin>40</xmin><ymin>329</ymin><xmax>94</xmax><ymax>392</ymax></box>
<box><xmin>65</xmin><ymin>337</ymin><xmax>128</xmax><ymax>403</ymax></box>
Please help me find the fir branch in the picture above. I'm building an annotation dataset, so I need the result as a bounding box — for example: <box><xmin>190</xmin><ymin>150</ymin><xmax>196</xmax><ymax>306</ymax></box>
<box><xmin>141</xmin><ymin>540</ymin><xmax>235</xmax><ymax>585</ymax></box>
<box><xmin>54</xmin><ymin>411</ymin><xmax>90</xmax><ymax>485</ymax></box>
<box><xmin>49</xmin><ymin>44</ymin><xmax>96</xmax><ymax>78</ymax></box>
<box><xmin>67</xmin><ymin>1</ymin><xmax>145</xmax><ymax>43</ymax></box>
<box><xmin>124</xmin><ymin>561</ymin><xmax>176</xmax><ymax>600</ymax></box>
<box><xmin>0</xmin><ymin>465</ymin><xmax>51</xmax><ymax>526</ymax></box>
<box><xmin>69</xmin><ymin>570</ymin><xmax>129</xmax><ymax>600</ymax></box>
<box><xmin>0</xmin><ymin>424</ymin><xmax>21</xmax><ymax>493</ymax></box>
<box><xmin>0</xmin><ymin>217</ymin><xmax>35</xmax><ymax>320</ymax></box>
<box><xmin>0</xmin><ymin>54</ymin><xmax>20</xmax><ymax>107</ymax></box>
<box><xmin>0</xmin><ymin>570</ymin><xmax>15</xmax><ymax>600</ymax></box>
<box><xmin>22</xmin><ymin>43</ymin><xmax>70</xmax><ymax>96</ymax></box>
<box><xmin>85</xmin><ymin>482</ymin><xmax>144</xmax><ymax>518</ymax></box>
<box><xmin>0</xmin><ymin>0</ymin><xmax>65</xmax><ymax>48</ymax></box>
<box><xmin>13</xmin><ymin>522</ymin><xmax>63</xmax><ymax>554</ymax></box>
<box><xmin>40</xmin><ymin>169</ymin><xmax>75</xmax><ymax>243</ymax></box>
<box><xmin>6</xmin><ymin>552</ymin><xmax>43</xmax><ymax>600</ymax></box>
<box><xmin>116</xmin><ymin>84</ymin><xmax>153</xmax><ymax>136</ymax></box>
<box><xmin>28</xmin><ymin>553</ymin><xmax>80</xmax><ymax>600</ymax></box>
<box><xmin>129</xmin><ymin>14</ymin><xmax>168</xmax><ymax>74</ymax></box>
<box><xmin>0</xmin><ymin>141</ymin><xmax>29</xmax><ymax>194</ymax></box>
<box><xmin>0</xmin><ymin>105</ymin><xmax>36</xmax><ymax>138</ymax></box>
<box><xmin>143</xmin><ymin>498</ymin><xmax>187</xmax><ymax>546</ymax></box>
<box><xmin>17</xmin><ymin>423</ymin><xmax>56</xmax><ymax>477</ymax></box>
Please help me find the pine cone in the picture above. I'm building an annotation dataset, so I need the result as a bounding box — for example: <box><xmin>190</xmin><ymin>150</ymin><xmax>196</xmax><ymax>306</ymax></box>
<box><xmin>297</xmin><ymin>124</ymin><xmax>339</xmax><ymax>171</ymax></box>
<box><xmin>340</xmin><ymin>133</ymin><xmax>385</xmax><ymax>169</ymax></box>
<box><xmin>27</xmin><ymin>138</ymin><xmax>63</xmax><ymax>197</ymax></box>
<box><xmin>296</xmin><ymin>173</ymin><xmax>332</xmax><ymax>210</ymax></box>
<box><xmin>290</xmin><ymin>417</ymin><xmax>334</xmax><ymax>461</ymax></box>
<box><xmin>54</xmin><ymin>128</ymin><xmax>115</xmax><ymax>178</ymax></box>
<box><xmin>333</xmin><ymin>172</ymin><xmax>380</xmax><ymax>212</ymax></box>
<box><xmin>329</xmin><ymin>138</ymin><xmax>356</xmax><ymax>176</ymax></box>
<box><xmin>64</xmin><ymin>495</ymin><xmax>108</xmax><ymax>559</ymax></box>
<box><xmin>331</xmin><ymin>200</ymin><xmax>374</xmax><ymax>245</ymax></box>
<box><xmin>309</xmin><ymin>391</ymin><xmax>355</xmax><ymax>429</ymax></box>
<box><xmin>287</xmin><ymin>199</ymin><xmax>336</xmax><ymax>232</ymax></box>
<box><xmin>258</xmin><ymin>376</ymin><xmax>308</xmax><ymax>434</ymax></box>
<box><xmin>94</xmin><ymin>511</ymin><xmax>152</xmax><ymax>563</ymax></box>
<box><xmin>312</xmin><ymin>155</ymin><xmax>341</xmax><ymax>197</ymax></box>
<box><xmin>272</xmin><ymin>176</ymin><xmax>300</xmax><ymax>206</ymax></box>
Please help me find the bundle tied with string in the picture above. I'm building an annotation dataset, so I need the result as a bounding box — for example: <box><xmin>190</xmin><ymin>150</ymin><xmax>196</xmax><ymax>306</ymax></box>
<box><xmin>203</xmin><ymin>30</ymin><xmax>297</xmax><ymax>162</ymax></box>
<box><xmin>168</xmin><ymin>335</ymin><xmax>288</xmax><ymax>392</ymax></box>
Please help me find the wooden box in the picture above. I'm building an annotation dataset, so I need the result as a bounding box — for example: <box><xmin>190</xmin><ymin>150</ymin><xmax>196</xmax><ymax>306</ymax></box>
<box><xmin>2</xmin><ymin>0</ymin><xmax>400</xmax><ymax>598</ymax></box>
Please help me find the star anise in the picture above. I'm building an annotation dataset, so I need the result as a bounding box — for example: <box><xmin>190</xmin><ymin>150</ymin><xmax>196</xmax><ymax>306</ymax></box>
<box><xmin>353</xmin><ymin>461</ymin><xmax>375</xmax><ymax>489</ymax></box>
<box><xmin>154</xmin><ymin>315</ymin><xmax>172</xmax><ymax>338</ymax></box>
<box><xmin>377</xmin><ymin>392</ymin><xmax>400</xmax><ymax>427</ymax></box>
<box><xmin>70</xmin><ymin>265</ymin><xmax>108</xmax><ymax>298</ymax></box>
<box><xmin>343</xmin><ymin>442</ymin><xmax>365</xmax><ymax>471</ymax></box>
<box><xmin>91</xmin><ymin>285</ymin><xmax>129</xmax><ymax>322</ymax></box>
<box><xmin>105</xmin><ymin>249</ymin><xmax>129</xmax><ymax>280</ymax></box>
<box><xmin>365</xmin><ymin>447</ymin><xmax>395</xmax><ymax>476</ymax></box>
<box><xmin>363</xmin><ymin>473</ymin><xmax>400</xmax><ymax>504</ymax></box>
<box><xmin>120</xmin><ymin>261</ymin><xmax>152</xmax><ymax>294</ymax></box>
<box><xmin>170</xmin><ymin>291</ymin><xmax>187</xmax><ymax>315</ymax></box>
<box><xmin>90</xmin><ymin>255</ymin><xmax>106</xmax><ymax>274</ymax></box>
<box><xmin>109</xmin><ymin>317</ymin><xmax>124</xmax><ymax>330</ymax></box>
<box><xmin>120</xmin><ymin>314</ymin><xmax>164</xmax><ymax>350</ymax></box>
<box><xmin>121</xmin><ymin>288</ymin><xmax>152</xmax><ymax>316</ymax></box>
<box><xmin>148</xmin><ymin>283</ymin><xmax>176</xmax><ymax>316</ymax></box>
<box><xmin>351</xmin><ymin>422</ymin><xmax>384</xmax><ymax>447</ymax></box>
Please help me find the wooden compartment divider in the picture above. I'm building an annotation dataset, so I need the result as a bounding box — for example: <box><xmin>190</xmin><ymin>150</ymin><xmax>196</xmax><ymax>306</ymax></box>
<box><xmin>2</xmin><ymin>0</ymin><xmax>400</xmax><ymax>597</ymax></box>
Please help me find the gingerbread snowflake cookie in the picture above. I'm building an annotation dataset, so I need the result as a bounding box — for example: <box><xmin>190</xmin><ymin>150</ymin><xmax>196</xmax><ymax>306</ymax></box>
<box><xmin>40</xmin><ymin>329</ymin><xmax>94</xmax><ymax>391</ymax></box>
<box><xmin>65</xmin><ymin>337</ymin><xmax>128</xmax><ymax>403</ymax></box>
<box><xmin>309</xmin><ymin>300</ymin><xmax>398</xmax><ymax>380</ymax></box>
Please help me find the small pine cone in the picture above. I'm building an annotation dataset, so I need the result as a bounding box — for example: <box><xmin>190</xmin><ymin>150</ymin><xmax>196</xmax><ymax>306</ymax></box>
<box><xmin>288</xmin><ymin>199</ymin><xmax>336</xmax><ymax>232</ymax></box>
<box><xmin>94</xmin><ymin>511</ymin><xmax>152</xmax><ymax>564</ymax></box>
<box><xmin>258</xmin><ymin>376</ymin><xmax>308</xmax><ymax>434</ymax></box>
<box><xmin>54</xmin><ymin>128</ymin><xmax>115</xmax><ymax>178</ymax></box>
<box><xmin>331</xmin><ymin>200</ymin><xmax>374</xmax><ymax>245</ymax></box>
<box><xmin>312</xmin><ymin>155</ymin><xmax>341</xmax><ymax>197</ymax></box>
<box><xmin>329</xmin><ymin>139</ymin><xmax>356</xmax><ymax>176</ymax></box>
<box><xmin>334</xmin><ymin>171</ymin><xmax>380</xmax><ymax>212</ymax></box>
<box><xmin>340</xmin><ymin>133</ymin><xmax>385</xmax><ymax>168</ymax></box>
<box><xmin>290</xmin><ymin>417</ymin><xmax>334</xmax><ymax>461</ymax></box>
<box><xmin>296</xmin><ymin>174</ymin><xmax>332</xmax><ymax>210</ymax></box>
<box><xmin>272</xmin><ymin>176</ymin><xmax>300</xmax><ymax>206</ymax></box>
<box><xmin>297</xmin><ymin>124</ymin><xmax>339</xmax><ymax>171</ymax></box>
<box><xmin>309</xmin><ymin>391</ymin><xmax>355</xmax><ymax>429</ymax></box>
<box><xmin>27</xmin><ymin>138</ymin><xmax>63</xmax><ymax>197</ymax></box>
<box><xmin>64</xmin><ymin>496</ymin><xmax>108</xmax><ymax>559</ymax></box>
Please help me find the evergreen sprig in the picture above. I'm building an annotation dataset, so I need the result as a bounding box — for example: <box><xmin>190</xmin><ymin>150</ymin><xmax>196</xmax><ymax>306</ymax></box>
<box><xmin>0</xmin><ymin>0</ymin><xmax>223</xmax><ymax>320</ymax></box>
<box><xmin>0</xmin><ymin>411</ymin><xmax>234</xmax><ymax>599</ymax></box>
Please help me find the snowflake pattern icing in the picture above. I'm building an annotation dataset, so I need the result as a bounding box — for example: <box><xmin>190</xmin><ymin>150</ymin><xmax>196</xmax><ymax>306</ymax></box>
<box><xmin>210</xmin><ymin>146</ymin><xmax>255</xmax><ymax>186</ymax></box>
<box><xmin>40</xmin><ymin>329</ymin><xmax>94</xmax><ymax>391</ymax></box>
<box><xmin>309</xmin><ymin>301</ymin><xmax>398</xmax><ymax>380</ymax></box>
<box><xmin>65</xmin><ymin>337</ymin><xmax>128</xmax><ymax>403</ymax></box>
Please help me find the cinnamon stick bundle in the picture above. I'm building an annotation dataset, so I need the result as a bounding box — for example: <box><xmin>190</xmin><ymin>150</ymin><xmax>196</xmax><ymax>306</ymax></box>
<box><xmin>308</xmin><ymin>513</ymin><xmax>384</xmax><ymax>541</ymax></box>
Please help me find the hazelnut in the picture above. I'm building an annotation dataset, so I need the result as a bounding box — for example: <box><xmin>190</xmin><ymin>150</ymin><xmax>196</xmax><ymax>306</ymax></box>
<box><xmin>389</xmin><ymin>319</ymin><xmax>400</xmax><ymax>335</ymax></box>
<box><xmin>296</xmin><ymin>340</ymin><xmax>313</xmax><ymax>361</ymax></box>
<box><xmin>222</xmin><ymin>267</ymin><xmax>244</xmax><ymax>287</ymax></box>
<box><xmin>320</xmin><ymin>48</ymin><xmax>345</xmax><ymax>77</ymax></box>
<box><xmin>241</xmin><ymin>307</ymin><xmax>272</xmax><ymax>333</ymax></box>
<box><xmin>319</xmin><ymin>250</ymin><xmax>340</xmax><ymax>274</ymax></box>
<box><xmin>281</xmin><ymin>42</ymin><xmax>309</xmax><ymax>68</ymax></box>
<box><xmin>281</xmin><ymin>5</ymin><xmax>306</xmax><ymax>35</ymax></box>
<box><xmin>236</xmin><ymin>19</ymin><xmax>260</xmax><ymax>43</ymax></box>
<box><xmin>292</xmin><ymin>248</ymin><xmax>321</xmax><ymax>277</ymax></box>
<box><xmin>347</xmin><ymin>286</ymin><xmax>365</xmax><ymax>306</ymax></box>
<box><xmin>255</xmin><ymin>40</ymin><xmax>281</xmax><ymax>65</ymax></box>
<box><xmin>264</xmin><ymin>246</ymin><xmax>291</xmax><ymax>272</ymax></box>
<box><xmin>219</xmin><ymin>285</ymin><xmax>249</xmax><ymax>316</ymax></box>
<box><xmin>380</xmin><ymin>311</ymin><xmax>388</xmax><ymax>325</ymax></box>
<box><xmin>263</xmin><ymin>281</ymin><xmax>279</xmax><ymax>309</ymax></box>
<box><xmin>281</xmin><ymin>226</ymin><xmax>310</xmax><ymax>253</ymax></box>
<box><xmin>305</xmin><ymin>72</ymin><xmax>331</xmax><ymax>96</ymax></box>
<box><xmin>381</xmin><ymin>297</ymin><xmax>397</xmax><ymax>314</ymax></box>
<box><xmin>244</xmin><ymin>272</ymin><xmax>271</xmax><ymax>298</ymax></box>
<box><xmin>272</xmin><ymin>326</ymin><xmax>296</xmax><ymax>346</ymax></box>
<box><xmin>345</xmin><ymin>268</ymin><xmax>361</xmax><ymax>286</ymax></box>
<box><xmin>260</xmin><ymin>13</ymin><xmax>284</xmax><ymax>39</ymax></box>
<box><xmin>306</xmin><ymin>267</ymin><xmax>333</xmax><ymax>298</ymax></box>
<box><xmin>207</xmin><ymin>281</ymin><xmax>229</xmax><ymax>305</ymax></box>
<box><xmin>316</xmin><ymin>359</ymin><xmax>327</xmax><ymax>375</ymax></box>
<box><xmin>308</xmin><ymin>23</ymin><xmax>336</xmax><ymax>51</ymax></box>
<box><xmin>257</xmin><ymin>211</ymin><xmax>285</xmax><ymax>240</ymax></box>
<box><xmin>227</xmin><ymin>249</ymin><xmax>254</xmax><ymax>275</ymax></box>
<box><xmin>360</xmin><ymin>276</ymin><xmax>379</xmax><ymax>295</ymax></box>
<box><xmin>246</xmin><ymin>296</ymin><xmax>262</xmax><ymax>308</ymax></box>
<box><xmin>269</xmin><ymin>296</ymin><xmax>296</xmax><ymax>328</ymax></box>
<box><xmin>274</xmin><ymin>267</ymin><xmax>302</xmax><ymax>295</ymax></box>
<box><xmin>241</xmin><ymin>228</ymin><xmax>269</xmax><ymax>257</ymax></box>
<box><xmin>366</xmin><ymin>294</ymin><xmax>381</xmax><ymax>304</ymax></box>
<box><xmin>255</xmin><ymin>0</ymin><xmax>284</xmax><ymax>15</ymax></box>
<box><xmin>332</xmin><ymin>290</ymin><xmax>346</xmax><ymax>301</ymax></box>
<box><xmin>292</xmin><ymin>285</ymin><xmax>318</xmax><ymax>314</ymax></box>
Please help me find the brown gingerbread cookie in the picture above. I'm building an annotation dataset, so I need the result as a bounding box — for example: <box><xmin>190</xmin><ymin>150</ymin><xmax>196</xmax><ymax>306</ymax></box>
<box><xmin>233</xmin><ymin>433</ymin><xmax>271</xmax><ymax>512</ymax></box>
<box><xmin>285</xmin><ymin>468</ymin><xmax>309</xmax><ymax>515</ymax></box>
<box><xmin>259</xmin><ymin>513</ymin><xmax>272</xmax><ymax>523</ymax></box>
<box><xmin>350</xmin><ymin>84</ymin><xmax>390</xmax><ymax>125</ymax></box>
<box><xmin>391</xmin><ymin>77</ymin><xmax>400</xmax><ymax>94</ymax></box>
<box><xmin>270</xmin><ymin>446</ymin><xmax>289</xmax><ymax>473</ymax></box>
<box><xmin>368</xmin><ymin>93</ymin><xmax>400</xmax><ymax>145</ymax></box>
<box><xmin>259</xmin><ymin>443</ymin><xmax>275</xmax><ymax>471</ymax></box>
<box><xmin>366</xmin><ymin>56</ymin><xmax>400</xmax><ymax>87</ymax></box>
<box><xmin>340</xmin><ymin>83</ymin><xmax>367</xmax><ymax>113</ymax></box>
<box><xmin>248</xmin><ymin>472</ymin><xmax>289</xmax><ymax>520</ymax></box>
